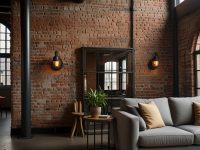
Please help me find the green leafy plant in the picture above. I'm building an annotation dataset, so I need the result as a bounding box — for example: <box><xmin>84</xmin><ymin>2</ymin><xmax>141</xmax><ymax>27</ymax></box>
<box><xmin>87</xmin><ymin>89</ymin><xmax>108</xmax><ymax>107</ymax></box>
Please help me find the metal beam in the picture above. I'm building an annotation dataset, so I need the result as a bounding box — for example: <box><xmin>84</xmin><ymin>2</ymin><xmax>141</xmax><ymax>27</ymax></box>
<box><xmin>20</xmin><ymin>0</ymin><xmax>32</xmax><ymax>138</ymax></box>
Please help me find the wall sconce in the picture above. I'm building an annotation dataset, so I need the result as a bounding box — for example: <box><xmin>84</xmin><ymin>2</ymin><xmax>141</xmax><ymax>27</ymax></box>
<box><xmin>148</xmin><ymin>52</ymin><xmax>159</xmax><ymax>70</ymax></box>
<box><xmin>51</xmin><ymin>51</ymin><xmax>63</xmax><ymax>70</ymax></box>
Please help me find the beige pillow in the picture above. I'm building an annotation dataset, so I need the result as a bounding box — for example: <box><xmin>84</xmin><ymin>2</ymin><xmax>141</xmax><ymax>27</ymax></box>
<box><xmin>138</xmin><ymin>101</ymin><xmax>165</xmax><ymax>129</ymax></box>
<box><xmin>193</xmin><ymin>102</ymin><xmax>200</xmax><ymax>125</ymax></box>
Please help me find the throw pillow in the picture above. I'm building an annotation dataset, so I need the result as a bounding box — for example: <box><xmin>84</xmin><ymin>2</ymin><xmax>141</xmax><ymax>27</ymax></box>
<box><xmin>149</xmin><ymin>97</ymin><xmax>173</xmax><ymax>126</ymax></box>
<box><xmin>125</xmin><ymin>105</ymin><xmax>146</xmax><ymax>131</ymax></box>
<box><xmin>138</xmin><ymin>101</ymin><xmax>165</xmax><ymax>129</ymax></box>
<box><xmin>193</xmin><ymin>102</ymin><xmax>200</xmax><ymax>125</ymax></box>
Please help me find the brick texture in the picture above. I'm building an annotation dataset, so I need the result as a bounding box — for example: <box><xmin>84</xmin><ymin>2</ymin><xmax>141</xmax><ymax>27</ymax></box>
<box><xmin>11</xmin><ymin>0</ymin><xmax>130</xmax><ymax>128</ymax></box>
<box><xmin>178</xmin><ymin>9</ymin><xmax>200</xmax><ymax>96</ymax></box>
<box><xmin>134</xmin><ymin>0</ymin><xmax>173</xmax><ymax>98</ymax></box>
<box><xmin>11</xmin><ymin>0</ymin><xmax>174</xmax><ymax>129</ymax></box>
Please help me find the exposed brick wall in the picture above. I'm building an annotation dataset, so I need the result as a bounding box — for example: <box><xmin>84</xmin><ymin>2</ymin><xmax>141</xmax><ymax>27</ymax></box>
<box><xmin>11</xmin><ymin>0</ymin><xmax>174</xmax><ymax>129</ymax></box>
<box><xmin>178</xmin><ymin>9</ymin><xmax>200</xmax><ymax>96</ymax></box>
<box><xmin>11</xmin><ymin>0</ymin><xmax>130</xmax><ymax>128</ymax></box>
<box><xmin>134</xmin><ymin>0</ymin><xmax>174</xmax><ymax>98</ymax></box>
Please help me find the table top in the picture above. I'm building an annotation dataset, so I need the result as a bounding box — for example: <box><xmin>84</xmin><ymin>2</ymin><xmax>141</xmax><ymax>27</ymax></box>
<box><xmin>83</xmin><ymin>115</ymin><xmax>113</xmax><ymax>122</ymax></box>
<box><xmin>72</xmin><ymin>112</ymin><xmax>84</xmax><ymax>116</ymax></box>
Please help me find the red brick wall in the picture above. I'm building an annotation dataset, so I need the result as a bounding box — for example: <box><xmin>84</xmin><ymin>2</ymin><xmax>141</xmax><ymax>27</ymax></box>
<box><xmin>134</xmin><ymin>0</ymin><xmax>173</xmax><ymax>98</ymax></box>
<box><xmin>178</xmin><ymin>9</ymin><xmax>200</xmax><ymax>96</ymax></box>
<box><xmin>11</xmin><ymin>0</ymin><xmax>130</xmax><ymax>128</ymax></box>
<box><xmin>11</xmin><ymin>0</ymin><xmax>173</xmax><ymax>128</ymax></box>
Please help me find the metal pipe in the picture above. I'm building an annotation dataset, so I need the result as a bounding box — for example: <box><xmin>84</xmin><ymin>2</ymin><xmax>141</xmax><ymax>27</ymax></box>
<box><xmin>20</xmin><ymin>0</ymin><xmax>32</xmax><ymax>138</ymax></box>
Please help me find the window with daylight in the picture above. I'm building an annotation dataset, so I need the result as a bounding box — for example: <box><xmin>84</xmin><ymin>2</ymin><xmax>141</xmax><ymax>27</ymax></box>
<box><xmin>175</xmin><ymin>0</ymin><xmax>185</xmax><ymax>6</ymax></box>
<box><xmin>0</xmin><ymin>23</ymin><xmax>11</xmax><ymax>85</ymax></box>
<box><xmin>104</xmin><ymin>61</ymin><xmax>119</xmax><ymax>90</ymax></box>
<box><xmin>121</xmin><ymin>59</ymin><xmax>127</xmax><ymax>90</ymax></box>
<box><xmin>194</xmin><ymin>34</ymin><xmax>200</xmax><ymax>95</ymax></box>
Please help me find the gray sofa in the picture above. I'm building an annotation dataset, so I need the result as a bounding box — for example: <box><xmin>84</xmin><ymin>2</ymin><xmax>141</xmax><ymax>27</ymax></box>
<box><xmin>112</xmin><ymin>97</ymin><xmax>200</xmax><ymax>150</ymax></box>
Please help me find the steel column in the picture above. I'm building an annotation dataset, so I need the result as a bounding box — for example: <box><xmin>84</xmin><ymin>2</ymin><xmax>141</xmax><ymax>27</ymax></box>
<box><xmin>20</xmin><ymin>0</ymin><xmax>32</xmax><ymax>138</ymax></box>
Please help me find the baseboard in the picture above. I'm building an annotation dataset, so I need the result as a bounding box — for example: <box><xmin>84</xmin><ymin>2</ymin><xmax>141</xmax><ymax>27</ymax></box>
<box><xmin>11</xmin><ymin>127</ymin><xmax>71</xmax><ymax>136</ymax></box>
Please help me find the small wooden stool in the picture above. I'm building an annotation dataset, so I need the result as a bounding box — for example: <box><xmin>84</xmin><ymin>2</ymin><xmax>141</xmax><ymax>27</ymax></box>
<box><xmin>70</xmin><ymin>101</ymin><xmax>84</xmax><ymax>138</ymax></box>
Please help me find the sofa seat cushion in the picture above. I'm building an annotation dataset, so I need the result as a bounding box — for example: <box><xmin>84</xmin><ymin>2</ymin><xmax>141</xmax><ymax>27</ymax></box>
<box><xmin>178</xmin><ymin>125</ymin><xmax>200</xmax><ymax>145</ymax></box>
<box><xmin>139</xmin><ymin>126</ymin><xmax>194</xmax><ymax>147</ymax></box>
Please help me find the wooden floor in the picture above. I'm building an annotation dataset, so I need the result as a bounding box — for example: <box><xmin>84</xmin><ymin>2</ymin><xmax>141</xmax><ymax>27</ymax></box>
<box><xmin>0</xmin><ymin>111</ymin><xmax>111</xmax><ymax>150</ymax></box>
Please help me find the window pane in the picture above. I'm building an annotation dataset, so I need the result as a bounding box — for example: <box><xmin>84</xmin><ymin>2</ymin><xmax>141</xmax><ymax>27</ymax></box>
<box><xmin>1</xmin><ymin>75</ymin><xmax>5</xmax><ymax>85</ymax></box>
<box><xmin>122</xmin><ymin>59</ymin><xmax>126</xmax><ymax>70</ymax></box>
<box><xmin>7</xmin><ymin>75</ymin><xmax>10</xmax><ymax>85</ymax></box>
<box><xmin>0</xmin><ymin>48</ymin><xmax>5</xmax><ymax>53</ymax></box>
<box><xmin>0</xmin><ymin>33</ymin><xmax>5</xmax><ymax>40</ymax></box>
<box><xmin>7</xmin><ymin>71</ymin><xmax>10</xmax><ymax>76</ymax></box>
<box><xmin>0</xmin><ymin>40</ymin><xmax>5</xmax><ymax>48</ymax></box>
<box><xmin>198</xmin><ymin>90</ymin><xmax>200</xmax><ymax>96</ymax></box>
<box><xmin>6</xmin><ymin>34</ymin><xmax>10</xmax><ymax>40</ymax></box>
<box><xmin>0</xmin><ymin>24</ymin><xmax>6</xmax><ymax>32</ymax></box>
<box><xmin>197</xmin><ymin>71</ymin><xmax>200</xmax><ymax>88</ymax></box>
<box><xmin>0</xmin><ymin>63</ymin><xmax>5</xmax><ymax>70</ymax></box>
<box><xmin>7</xmin><ymin>41</ymin><xmax>10</xmax><ymax>48</ymax></box>
<box><xmin>0</xmin><ymin>23</ymin><xmax>11</xmax><ymax>86</ymax></box>
<box><xmin>197</xmin><ymin>55</ymin><xmax>200</xmax><ymax>70</ymax></box>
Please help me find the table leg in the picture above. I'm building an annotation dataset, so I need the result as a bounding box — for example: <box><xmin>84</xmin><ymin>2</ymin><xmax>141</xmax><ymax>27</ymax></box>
<box><xmin>70</xmin><ymin>118</ymin><xmax>77</xmax><ymax>138</ymax></box>
<box><xmin>94</xmin><ymin>122</ymin><xmax>96</xmax><ymax>150</ymax></box>
<box><xmin>108</xmin><ymin>122</ymin><xmax>110</xmax><ymax>150</ymax></box>
<box><xmin>80</xmin><ymin>117</ymin><xmax>84</xmax><ymax>137</ymax></box>
<box><xmin>101</xmin><ymin>122</ymin><xmax>103</xmax><ymax>147</ymax></box>
<box><xmin>87</xmin><ymin>121</ymin><xmax>89</xmax><ymax>150</ymax></box>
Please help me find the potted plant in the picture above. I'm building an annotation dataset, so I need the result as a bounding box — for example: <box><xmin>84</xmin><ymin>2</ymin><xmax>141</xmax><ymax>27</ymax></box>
<box><xmin>87</xmin><ymin>89</ymin><xmax>108</xmax><ymax>118</ymax></box>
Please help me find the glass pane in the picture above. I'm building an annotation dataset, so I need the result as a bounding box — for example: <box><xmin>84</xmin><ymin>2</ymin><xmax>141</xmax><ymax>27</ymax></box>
<box><xmin>7</xmin><ymin>71</ymin><xmax>10</xmax><ymax>76</ymax></box>
<box><xmin>7</xmin><ymin>41</ymin><xmax>10</xmax><ymax>48</ymax></box>
<box><xmin>6</xmin><ymin>34</ymin><xmax>10</xmax><ymax>40</ymax></box>
<box><xmin>0</xmin><ymin>24</ymin><xmax>6</xmax><ymax>32</ymax></box>
<box><xmin>7</xmin><ymin>58</ymin><xmax>10</xmax><ymax>63</ymax></box>
<box><xmin>197</xmin><ymin>71</ymin><xmax>200</xmax><ymax>88</ymax></box>
<box><xmin>0</xmin><ymin>58</ymin><xmax>4</xmax><ymax>62</ymax></box>
<box><xmin>1</xmin><ymin>70</ymin><xmax>5</xmax><ymax>75</ymax></box>
<box><xmin>198</xmin><ymin>90</ymin><xmax>200</xmax><ymax>96</ymax></box>
<box><xmin>0</xmin><ymin>33</ymin><xmax>5</xmax><ymax>40</ymax></box>
<box><xmin>197</xmin><ymin>55</ymin><xmax>200</xmax><ymax>70</ymax></box>
<box><xmin>0</xmin><ymin>48</ymin><xmax>5</xmax><ymax>53</ymax></box>
<box><xmin>6</xmin><ymin>62</ymin><xmax>10</xmax><ymax>70</ymax></box>
<box><xmin>1</xmin><ymin>75</ymin><xmax>5</xmax><ymax>85</ymax></box>
<box><xmin>122</xmin><ymin>59</ymin><xmax>126</xmax><ymax>70</ymax></box>
<box><xmin>0</xmin><ymin>40</ymin><xmax>5</xmax><ymax>48</ymax></box>
<box><xmin>0</xmin><ymin>63</ymin><xmax>5</xmax><ymax>70</ymax></box>
<box><xmin>7</xmin><ymin>75</ymin><xmax>10</xmax><ymax>85</ymax></box>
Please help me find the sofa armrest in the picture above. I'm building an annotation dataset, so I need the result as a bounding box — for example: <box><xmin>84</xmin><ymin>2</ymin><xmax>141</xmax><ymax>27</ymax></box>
<box><xmin>112</xmin><ymin>108</ymin><xmax>139</xmax><ymax>150</ymax></box>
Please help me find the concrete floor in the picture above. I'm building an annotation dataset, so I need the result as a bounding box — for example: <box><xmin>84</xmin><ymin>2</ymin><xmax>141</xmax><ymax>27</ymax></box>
<box><xmin>0</xmin><ymin>111</ymin><xmax>111</xmax><ymax>150</ymax></box>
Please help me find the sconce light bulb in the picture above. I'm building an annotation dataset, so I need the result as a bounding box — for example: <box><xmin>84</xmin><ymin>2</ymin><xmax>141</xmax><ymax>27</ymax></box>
<box><xmin>51</xmin><ymin>51</ymin><xmax>63</xmax><ymax>70</ymax></box>
<box><xmin>152</xmin><ymin>60</ymin><xmax>159</xmax><ymax>68</ymax></box>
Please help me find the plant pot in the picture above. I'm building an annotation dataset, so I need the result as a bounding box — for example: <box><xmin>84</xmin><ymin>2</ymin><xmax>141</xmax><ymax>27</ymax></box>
<box><xmin>90</xmin><ymin>107</ymin><xmax>101</xmax><ymax>118</ymax></box>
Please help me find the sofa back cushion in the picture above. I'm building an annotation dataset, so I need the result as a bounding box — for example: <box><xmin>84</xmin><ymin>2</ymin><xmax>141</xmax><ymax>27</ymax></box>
<box><xmin>149</xmin><ymin>98</ymin><xmax>173</xmax><ymax>126</ymax></box>
<box><xmin>169</xmin><ymin>96</ymin><xmax>200</xmax><ymax>126</ymax></box>
<box><xmin>120</xmin><ymin>98</ymin><xmax>148</xmax><ymax>131</ymax></box>
<box><xmin>125</xmin><ymin>105</ymin><xmax>147</xmax><ymax>131</ymax></box>
<box><xmin>120</xmin><ymin>98</ymin><xmax>149</xmax><ymax>110</ymax></box>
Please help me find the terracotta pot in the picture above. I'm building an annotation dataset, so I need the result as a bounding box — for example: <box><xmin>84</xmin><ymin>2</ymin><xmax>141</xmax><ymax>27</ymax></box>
<box><xmin>90</xmin><ymin>107</ymin><xmax>101</xmax><ymax>118</ymax></box>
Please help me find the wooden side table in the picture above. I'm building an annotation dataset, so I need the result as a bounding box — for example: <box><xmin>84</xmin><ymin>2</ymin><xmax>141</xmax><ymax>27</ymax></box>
<box><xmin>83</xmin><ymin>115</ymin><xmax>114</xmax><ymax>150</ymax></box>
